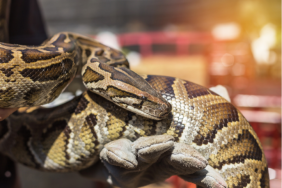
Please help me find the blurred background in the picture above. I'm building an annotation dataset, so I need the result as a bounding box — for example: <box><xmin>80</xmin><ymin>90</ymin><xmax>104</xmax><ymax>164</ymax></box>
<box><xmin>16</xmin><ymin>0</ymin><xmax>281</xmax><ymax>187</ymax></box>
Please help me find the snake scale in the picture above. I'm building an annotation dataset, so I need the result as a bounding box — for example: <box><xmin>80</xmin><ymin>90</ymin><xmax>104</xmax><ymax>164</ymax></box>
<box><xmin>0</xmin><ymin>32</ymin><xmax>269</xmax><ymax>188</ymax></box>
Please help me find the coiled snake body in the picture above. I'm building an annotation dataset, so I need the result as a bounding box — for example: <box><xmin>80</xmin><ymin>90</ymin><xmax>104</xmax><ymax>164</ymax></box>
<box><xmin>0</xmin><ymin>32</ymin><xmax>269</xmax><ymax>187</ymax></box>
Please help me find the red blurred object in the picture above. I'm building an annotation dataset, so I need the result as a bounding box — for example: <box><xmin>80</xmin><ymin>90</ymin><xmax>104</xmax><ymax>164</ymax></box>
<box><xmin>166</xmin><ymin>176</ymin><xmax>196</xmax><ymax>188</ymax></box>
<box><xmin>186</xmin><ymin>182</ymin><xmax>196</xmax><ymax>188</ymax></box>
<box><xmin>166</xmin><ymin>176</ymin><xmax>181</xmax><ymax>188</ymax></box>
<box><xmin>117</xmin><ymin>32</ymin><xmax>213</xmax><ymax>57</ymax></box>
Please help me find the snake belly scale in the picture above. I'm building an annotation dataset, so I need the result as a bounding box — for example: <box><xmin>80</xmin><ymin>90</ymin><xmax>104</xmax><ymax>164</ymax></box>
<box><xmin>0</xmin><ymin>32</ymin><xmax>269</xmax><ymax>188</ymax></box>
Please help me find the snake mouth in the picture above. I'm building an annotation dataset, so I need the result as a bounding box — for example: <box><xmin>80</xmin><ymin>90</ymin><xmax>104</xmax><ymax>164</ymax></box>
<box><xmin>148</xmin><ymin>110</ymin><xmax>171</xmax><ymax>120</ymax></box>
<box><xmin>158</xmin><ymin>109</ymin><xmax>171</xmax><ymax>118</ymax></box>
<box><xmin>157</xmin><ymin>103</ymin><xmax>172</xmax><ymax>118</ymax></box>
<box><xmin>158</xmin><ymin>101</ymin><xmax>172</xmax><ymax>113</ymax></box>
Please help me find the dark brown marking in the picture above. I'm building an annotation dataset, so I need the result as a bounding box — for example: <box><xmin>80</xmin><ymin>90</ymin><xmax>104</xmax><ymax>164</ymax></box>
<box><xmin>42</xmin><ymin>47</ymin><xmax>59</xmax><ymax>51</ymax></box>
<box><xmin>68</xmin><ymin>34</ymin><xmax>74</xmax><ymax>39</ymax></box>
<box><xmin>90</xmin><ymin>58</ymin><xmax>99</xmax><ymax>63</ymax></box>
<box><xmin>63</xmin><ymin>126</ymin><xmax>72</xmax><ymax>160</ymax></box>
<box><xmin>48</xmin><ymin>77</ymin><xmax>72</xmax><ymax>102</ymax></box>
<box><xmin>109</xmin><ymin>60</ymin><xmax>130</xmax><ymax>68</ymax></box>
<box><xmin>42</xmin><ymin>120</ymin><xmax>68</xmax><ymax>141</ymax></box>
<box><xmin>20</xmin><ymin>58</ymin><xmax>73</xmax><ymax>82</ymax></box>
<box><xmin>41</xmin><ymin>120</ymin><xmax>70</xmax><ymax>165</ymax></box>
<box><xmin>132</xmin><ymin>102</ymin><xmax>142</xmax><ymax>109</ymax></box>
<box><xmin>82</xmin><ymin>67</ymin><xmax>105</xmax><ymax>84</ymax></box>
<box><xmin>84</xmin><ymin>114</ymin><xmax>99</xmax><ymax>148</ymax></box>
<box><xmin>77</xmin><ymin>37</ymin><xmax>102</xmax><ymax>48</ymax></box>
<box><xmin>97</xmin><ymin>56</ymin><xmax>110</xmax><ymax>63</ymax></box>
<box><xmin>97</xmin><ymin>61</ymin><xmax>116</xmax><ymax>74</ymax></box>
<box><xmin>145</xmin><ymin>75</ymin><xmax>175</xmax><ymax>96</ymax></box>
<box><xmin>208</xmin><ymin>129</ymin><xmax>263</xmax><ymax>170</ymax></box>
<box><xmin>0</xmin><ymin>87</ymin><xmax>17</xmax><ymax>106</ymax></box>
<box><xmin>147</xmin><ymin>120</ymin><xmax>158</xmax><ymax>136</ymax></box>
<box><xmin>85</xmin><ymin>114</ymin><xmax>98</xmax><ymax>130</ymax></box>
<box><xmin>51</xmin><ymin>34</ymin><xmax>76</xmax><ymax>52</ymax></box>
<box><xmin>110</xmin><ymin>50</ymin><xmax>124</xmax><ymax>60</ymax></box>
<box><xmin>0</xmin><ymin>47</ymin><xmax>14</xmax><ymax>63</ymax></box>
<box><xmin>193</xmin><ymin>103</ymin><xmax>239</xmax><ymax>146</ymax></box>
<box><xmin>117</xmin><ymin>125</ymin><xmax>127</xmax><ymax>138</ymax></box>
<box><xmin>23</xmin><ymin>87</ymin><xmax>43</xmax><ymax>106</ymax></box>
<box><xmin>184</xmin><ymin>81</ymin><xmax>219</xmax><ymax>99</ymax></box>
<box><xmin>106</xmin><ymin>86</ymin><xmax>137</xmax><ymax>99</ymax></box>
<box><xmin>0</xmin><ymin>119</ymin><xmax>8</xmax><ymax>140</ymax></box>
<box><xmin>118</xmin><ymin>67</ymin><xmax>141</xmax><ymax>78</ymax></box>
<box><xmin>0</xmin><ymin>87</ymin><xmax>14</xmax><ymax>95</ymax></box>
<box><xmin>0</xmin><ymin>67</ymin><xmax>14</xmax><ymax>77</ymax></box>
<box><xmin>74</xmin><ymin>96</ymin><xmax>90</xmax><ymax>115</ymax></box>
<box><xmin>20</xmin><ymin>49</ymin><xmax>61</xmax><ymax>63</ymax></box>
<box><xmin>233</xmin><ymin>175</ymin><xmax>251</xmax><ymax>188</ymax></box>
<box><xmin>95</xmin><ymin>49</ymin><xmax>104</xmax><ymax>56</ymax></box>
<box><xmin>260</xmin><ymin>166</ymin><xmax>270</xmax><ymax>188</ymax></box>
<box><xmin>174</xmin><ymin>121</ymin><xmax>185</xmax><ymax>140</ymax></box>
<box><xmin>4</xmin><ymin>79</ymin><xmax>16</xmax><ymax>82</ymax></box>
<box><xmin>134</xmin><ymin>131</ymin><xmax>142</xmax><ymax>139</ymax></box>
<box><xmin>85</xmin><ymin>49</ymin><xmax>91</xmax><ymax>57</ymax></box>
<box><xmin>53</xmin><ymin>33</ymin><xmax>67</xmax><ymax>44</ymax></box>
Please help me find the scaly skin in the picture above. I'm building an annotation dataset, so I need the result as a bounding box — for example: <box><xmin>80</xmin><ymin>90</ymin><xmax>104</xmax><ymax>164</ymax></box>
<box><xmin>0</xmin><ymin>75</ymin><xmax>269</xmax><ymax>188</ymax></box>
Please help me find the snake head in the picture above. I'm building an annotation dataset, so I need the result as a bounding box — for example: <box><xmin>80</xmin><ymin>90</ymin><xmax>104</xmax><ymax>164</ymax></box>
<box><xmin>82</xmin><ymin>61</ymin><xmax>172</xmax><ymax>120</ymax></box>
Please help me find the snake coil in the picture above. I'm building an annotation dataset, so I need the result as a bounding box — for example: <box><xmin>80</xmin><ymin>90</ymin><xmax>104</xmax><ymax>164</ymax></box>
<box><xmin>0</xmin><ymin>32</ymin><xmax>269</xmax><ymax>188</ymax></box>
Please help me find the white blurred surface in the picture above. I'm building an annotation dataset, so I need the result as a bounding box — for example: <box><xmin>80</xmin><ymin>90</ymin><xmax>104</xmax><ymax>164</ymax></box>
<box><xmin>96</xmin><ymin>31</ymin><xmax>120</xmax><ymax>50</ymax></box>
<box><xmin>42</xmin><ymin>92</ymin><xmax>75</xmax><ymax>108</ymax></box>
<box><xmin>251</xmin><ymin>24</ymin><xmax>277</xmax><ymax>65</ymax></box>
<box><xmin>209</xmin><ymin>85</ymin><xmax>231</xmax><ymax>102</ymax></box>
<box><xmin>212</xmin><ymin>23</ymin><xmax>240</xmax><ymax>40</ymax></box>
<box><xmin>127</xmin><ymin>51</ymin><xmax>141</xmax><ymax>67</ymax></box>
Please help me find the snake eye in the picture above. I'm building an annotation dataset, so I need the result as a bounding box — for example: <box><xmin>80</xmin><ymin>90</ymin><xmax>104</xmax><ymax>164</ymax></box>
<box><xmin>141</xmin><ymin>96</ymin><xmax>146</xmax><ymax>100</ymax></box>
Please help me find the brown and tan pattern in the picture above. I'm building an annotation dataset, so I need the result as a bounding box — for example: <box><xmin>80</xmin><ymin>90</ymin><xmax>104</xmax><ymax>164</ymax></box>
<box><xmin>0</xmin><ymin>31</ymin><xmax>269</xmax><ymax>187</ymax></box>
<box><xmin>0</xmin><ymin>32</ymin><xmax>171</xmax><ymax>119</ymax></box>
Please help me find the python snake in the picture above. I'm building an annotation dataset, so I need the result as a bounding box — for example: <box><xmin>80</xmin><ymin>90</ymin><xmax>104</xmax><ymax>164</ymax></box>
<box><xmin>0</xmin><ymin>32</ymin><xmax>269</xmax><ymax>188</ymax></box>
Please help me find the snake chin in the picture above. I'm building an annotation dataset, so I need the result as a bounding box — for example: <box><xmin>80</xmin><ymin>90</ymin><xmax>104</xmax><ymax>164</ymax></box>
<box><xmin>137</xmin><ymin>104</ymin><xmax>171</xmax><ymax>120</ymax></box>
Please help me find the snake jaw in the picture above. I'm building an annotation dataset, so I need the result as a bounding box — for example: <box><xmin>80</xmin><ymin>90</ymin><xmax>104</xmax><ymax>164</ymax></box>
<box><xmin>109</xmin><ymin>95</ymin><xmax>171</xmax><ymax>120</ymax></box>
<box><xmin>158</xmin><ymin>102</ymin><xmax>172</xmax><ymax>118</ymax></box>
<box><xmin>138</xmin><ymin>99</ymin><xmax>172</xmax><ymax>120</ymax></box>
